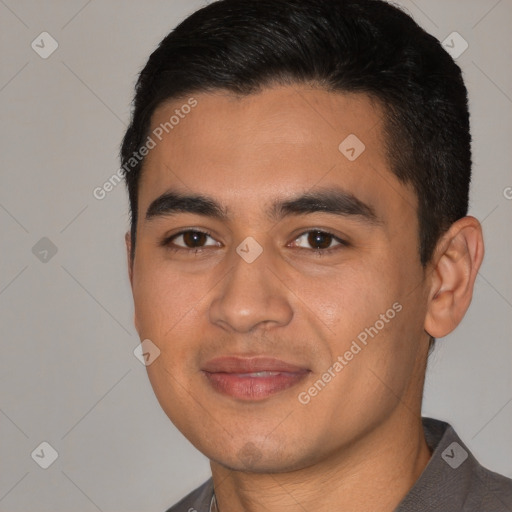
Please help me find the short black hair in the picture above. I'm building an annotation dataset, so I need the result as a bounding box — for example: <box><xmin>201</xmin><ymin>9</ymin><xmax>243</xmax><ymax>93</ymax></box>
<box><xmin>121</xmin><ymin>0</ymin><xmax>471</xmax><ymax>272</ymax></box>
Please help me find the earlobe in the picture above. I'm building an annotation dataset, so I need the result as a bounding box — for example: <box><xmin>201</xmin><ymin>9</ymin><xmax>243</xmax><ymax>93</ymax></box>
<box><xmin>424</xmin><ymin>216</ymin><xmax>484</xmax><ymax>338</ymax></box>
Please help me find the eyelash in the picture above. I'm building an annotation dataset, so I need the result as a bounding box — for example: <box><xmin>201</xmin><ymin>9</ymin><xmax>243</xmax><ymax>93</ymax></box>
<box><xmin>159</xmin><ymin>229</ymin><xmax>348</xmax><ymax>256</ymax></box>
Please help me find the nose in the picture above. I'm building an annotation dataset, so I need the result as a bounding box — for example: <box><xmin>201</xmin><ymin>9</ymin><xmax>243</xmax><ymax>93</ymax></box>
<box><xmin>208</xmin><ymin>245</ymin><xmax>294</xmax><ymax>333</ymax></box>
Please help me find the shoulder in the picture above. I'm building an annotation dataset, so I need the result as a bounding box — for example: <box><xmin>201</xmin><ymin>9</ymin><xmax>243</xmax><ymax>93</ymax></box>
<box><xmin>464</xmin><ymin>460</ymin><xmax>512</xmax><ymax>511</ymax></box>
<box><xmin>395</xmin><ymin>417</ymin><xmax>512</xmax><ymax>511</ymax></box>
<box><xmin>164</xmin><ymin>478</ymin><xmax>214</xmax><ymax>512</ymax></box>
<box><xmin>436</xmin><ymin>419</ymin><xmax>512</xmax><ymax>511</ymax></box>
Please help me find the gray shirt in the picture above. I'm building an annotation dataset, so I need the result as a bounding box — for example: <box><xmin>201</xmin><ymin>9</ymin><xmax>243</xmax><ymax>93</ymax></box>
<box><xmin>165</xmin><ymin>417</ymin><xmax>512</xmax><ymax>512</ymax></box>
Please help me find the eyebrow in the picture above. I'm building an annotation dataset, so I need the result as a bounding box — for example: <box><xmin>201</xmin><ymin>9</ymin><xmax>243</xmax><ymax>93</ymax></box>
<box><xmin>145</xmin><ymin>187</ymin><xmax>380</xmax><ymax>225</ymax></box>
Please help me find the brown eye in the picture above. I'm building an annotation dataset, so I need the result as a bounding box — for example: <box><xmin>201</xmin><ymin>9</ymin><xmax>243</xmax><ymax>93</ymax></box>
<box><xmin>293</xmin><ymin>230</ymin><xmax>343</xmax><ymax>251</ymax></box>
<box><xmin>308</xmin><ymin>231</ymin><xmax>334</xmax><ymax>249</ymax></box>
<box><xmin>181</xmin><ymin>231</ymin><xmax>208</xmax><ymax>248</ymax></box>
<box><xmin>164</xmin><ymin>230</ymin><xmax>220</xmax><ymax>250</ymax></box>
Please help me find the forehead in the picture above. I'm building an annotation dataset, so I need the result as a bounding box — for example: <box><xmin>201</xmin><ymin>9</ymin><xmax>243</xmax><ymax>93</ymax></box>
<box><xmin>137</xmin><ymin>85</ymin><xmax>417</xmax><ymax>225</ymax></box>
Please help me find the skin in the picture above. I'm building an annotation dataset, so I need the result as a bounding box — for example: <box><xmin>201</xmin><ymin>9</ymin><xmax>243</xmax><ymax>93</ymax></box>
<box><xmin>125</xmin><ymin>85</ymin><xmax>484</xmax><ymax>512</ymax></box>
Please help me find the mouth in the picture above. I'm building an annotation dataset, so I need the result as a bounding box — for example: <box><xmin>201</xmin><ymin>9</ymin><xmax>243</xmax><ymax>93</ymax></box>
<box><xmin>201</xmin><ymin>356</ymin><xmax>311</xmax><ymax>401</ymax></box>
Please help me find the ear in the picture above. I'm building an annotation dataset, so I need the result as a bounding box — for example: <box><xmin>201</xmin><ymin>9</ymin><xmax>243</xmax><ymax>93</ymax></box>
<box><xmin>125</xmin><ymin>231</ymin><xmax>134</xmax><ymax>288</ymax></box>
<box><xmin>424</xmin><ymin>216</ymin><xmax>484</xmax><ymax>338</ymax></box>
<box><xmin>125</xmin><ymin>231</ymin><xmax>141</xmax><ymax>335</ymax></box>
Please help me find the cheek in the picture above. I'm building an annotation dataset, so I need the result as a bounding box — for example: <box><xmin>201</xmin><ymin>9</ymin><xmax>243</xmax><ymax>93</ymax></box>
<box><xmin>132</xmin><ymin>254</ymin><xmax>207</xmax><ymax>339</ymax></box>
<box><xmin>131</xmin><ymin>260</ymin><xmax>209</xmax><ymax>426</ymax></box>
<box><xmin>131</xmin><ymin>256</ymin><xmax>220</xmax><ymax>398</ymax></box>
<box><xmin>314</xmin><ymin>258</ymin><xmax>422</xmax><ymax>389</ymax></box>
<box><xmin>295</xmin><ymin>259</ymin><xmax>398</xmax><ymax>345</ymax></box>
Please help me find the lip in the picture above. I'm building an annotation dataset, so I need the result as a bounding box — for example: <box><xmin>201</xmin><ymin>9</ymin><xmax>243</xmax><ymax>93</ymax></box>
<box><xmin>202</xmin><ymin>356</ymin><xmax>309</xmax><ymax>373</ymax></box>
<box><xmin>202</xmin><ymin>356</ymin><xmax>310</xmax><ymax>401</ymax></box>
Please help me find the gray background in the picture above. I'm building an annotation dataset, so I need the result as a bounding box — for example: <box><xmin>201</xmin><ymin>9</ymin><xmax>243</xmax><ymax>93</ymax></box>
<box><xmin>0</xmin><ymin>1</ymin><xmax>511</xmax><ymax>511</ymax></box>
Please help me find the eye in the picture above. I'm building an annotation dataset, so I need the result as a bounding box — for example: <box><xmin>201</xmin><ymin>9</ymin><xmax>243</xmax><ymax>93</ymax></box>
<box><xmin>160</xmin><ymin>228</ymin><xmax>347</xmax><ymax>255</ymax></box>
<box><xmin>290</xmin><ymin>230</ymin><xmax>347</xmax><ymax>252</ymax></box>
<box><xmin>161</xmin><ymin>230</ymin><xmax>221</xmax><ymax>251</ymax></box>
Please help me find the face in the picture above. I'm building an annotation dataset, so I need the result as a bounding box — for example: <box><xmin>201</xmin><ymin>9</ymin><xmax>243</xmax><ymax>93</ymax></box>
<box><xmin>128</xmin><ymin>85</ymin><xmax>432</xmax><ymax>473</ymax></box>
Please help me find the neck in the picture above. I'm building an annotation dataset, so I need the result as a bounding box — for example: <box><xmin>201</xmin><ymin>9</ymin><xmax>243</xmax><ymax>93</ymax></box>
<box><xmin>210</xmin><ymin>412</ymin><xmax>432</xmax><ymax>512</ymax></box>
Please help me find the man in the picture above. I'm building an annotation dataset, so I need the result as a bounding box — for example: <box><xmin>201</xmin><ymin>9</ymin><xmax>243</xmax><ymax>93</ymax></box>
<box><xmin>121</xmin><ymin>0</ymin><xmax>512</xmax><ymax>511</ymax></box>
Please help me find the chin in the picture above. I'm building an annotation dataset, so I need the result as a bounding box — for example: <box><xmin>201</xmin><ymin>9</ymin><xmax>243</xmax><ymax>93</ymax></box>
<box><xmin>206</xmin><ymin>439</ymin><xmax>316</xmax><ymax>474</ymax></box>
